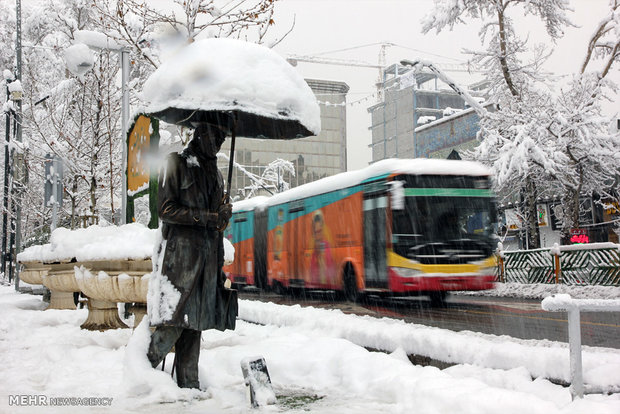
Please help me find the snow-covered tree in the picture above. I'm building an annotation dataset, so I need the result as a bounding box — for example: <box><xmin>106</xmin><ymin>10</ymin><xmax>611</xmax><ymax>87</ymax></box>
<box><xmin>422</xmin><ymin>0</ymin><xmax>620</xmax><ymax>246</ymax></box>
<box><xmin>1</xmin><ymin>0</ymin><xmax>290</xmax><ymax>250</ymax></box>
<box><xmin>260</xmin><ymin>158</ymin><xmax>295</xmax><ymax>193</ymax></box>
<box><xmin>0</xmin><ymin>3</ymin><xmax>16</xmax><ymax>73</ymax></box>
<box><xmin>18</xmin><ymin>0</ymin><xmax>124</xmax><ymax>238</ymax></box>
<box><xmin>548</xmin><ymin>0</ymin><xmax>620</xmax><ymax>241</ymax></box>
<box><xmin>92</xmin><ymin>0</ymin><xmax>286</xmax><ymax>71</ymax></box>
<box><xmin>216</xmin><ymin>153</ymin><xmax>295</xmax><ymax>200</ymax></box>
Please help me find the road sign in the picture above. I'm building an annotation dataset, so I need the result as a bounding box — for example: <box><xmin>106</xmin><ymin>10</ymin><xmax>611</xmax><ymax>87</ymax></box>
<box><xmin>44</xmin><ymin>154</ymin><xmax>63</xmax><ymax>208</ymax></box>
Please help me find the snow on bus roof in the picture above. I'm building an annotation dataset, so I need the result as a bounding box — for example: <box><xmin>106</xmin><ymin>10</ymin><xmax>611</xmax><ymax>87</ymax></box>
<box><xmin>233</xmin><ymin>158</ymin><xmax>491</xmax><ymax>211</ymax></box>
<box><xmin>232</xmin><ymin>196</ymin><xmax>269</xmax><ymax>213</ymax></box>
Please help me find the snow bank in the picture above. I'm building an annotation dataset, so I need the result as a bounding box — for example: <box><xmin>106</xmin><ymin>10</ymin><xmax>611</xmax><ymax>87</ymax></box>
<box><xmin>122</xmin><ymin>318</ymin><xmax>205</xmax><ymax>403</ymax></box>
<box><xmin>17</xmin><ymin>223</ymin><xmax>157</xmax><ymax>263</ymax></box>
<box><xmin>238</xmin><ymin>300</ymin><xmax>620</xmax><ymax>391</ymax></box>
<box><xmin>458</xmin><ymin>282</ymin><xmax>620</xmax><ymax>300</ymax></box>
<box><xmin>1</xmin><ymin>285</ymin><xmax>619</xmax><ymax>413</ymax></box>
<box><xmin>17</xmin><ymin>223</ymin><xmax>235</xmax><ymax>265</ymax></box>
<box><xmin>542</xmin><ymin>294</ymin><xmax>620</xmax><ymax>312</ymax></box>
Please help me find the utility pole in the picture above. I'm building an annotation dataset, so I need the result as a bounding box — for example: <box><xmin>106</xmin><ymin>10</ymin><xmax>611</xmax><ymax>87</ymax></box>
<box><xmin>1</xmin><ymin>72</ymin><xmax>12</xmax><ymax>279</ymax></box>
<box><xmin>121</xmin><ymin>48</ymin><xmax>129</xmax><ymax>224</ymax></box>
<box><xmin>13</xmin><ymin>0</ymin><xmax>24</xmax><ymax>290</ymax></box>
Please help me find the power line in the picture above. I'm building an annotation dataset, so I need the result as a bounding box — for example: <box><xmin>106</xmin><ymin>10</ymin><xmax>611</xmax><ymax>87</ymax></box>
<box><xmin>307</xmin><ymin>41</ymin><xmax>468</xmax><ymax>64</ymax></box>
<box><xmin>391</xmin><ymin>43</ymin><xmax>467</xmax><ymax>63</ymax></box>
<box><xmin>309</xmin><ymin>42</ymin><xmax>394</xmax><ymax>57</ymax></box>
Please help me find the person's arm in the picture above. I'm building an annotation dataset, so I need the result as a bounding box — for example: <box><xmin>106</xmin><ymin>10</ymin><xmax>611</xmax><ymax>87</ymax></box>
<box><xmin>158</xmin><ymin>155</ymin><xmax>218</xmax><ymax>227</ymax></box>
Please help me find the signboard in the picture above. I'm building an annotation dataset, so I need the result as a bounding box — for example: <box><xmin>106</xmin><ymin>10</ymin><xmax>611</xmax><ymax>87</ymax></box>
<box><xmin>604</xmin><ymin>201</ymin><xmax>619</xmax><ymax>216</ymax></box>
<box><xmin>44</xmin><ymin>154</ymin><xmax>63</xmax><ymax>208</ymax></box>
<box><xmin>537</xmin><ymin>204</ymin><xmax>549</xmax><ymax>227</ymax></box>
<box><xmin>399</xmin><ymin>70</ymin><xmax>416</xmax><ymax>90</ymax></box>
<box><xmin>504</xmin><ymin>208</ymin><xmax>522</xmax><ymax>231</ymax></box>
<box><xmin>570</xmin><ymin>228</ymin><xmax>589</xmax><ymax>244</ymax></box>
<box><xmin>127</xmin><ymin>115</ymin><xmax>151</xmax><ymax>195</ymax></box>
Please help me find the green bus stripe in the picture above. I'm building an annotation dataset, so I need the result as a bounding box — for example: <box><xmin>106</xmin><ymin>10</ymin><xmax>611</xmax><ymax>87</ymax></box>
<box><xmin>404</xmin><ymin>188</ymin><xmax>493</xmax><ymax>197</ymax></box>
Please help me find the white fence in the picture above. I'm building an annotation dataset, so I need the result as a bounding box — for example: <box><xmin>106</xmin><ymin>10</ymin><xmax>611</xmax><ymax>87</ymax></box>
<box><xmin>541</xmin><ymin>294</ymin><xmax>620</xmax><ymax>399</ymax></box>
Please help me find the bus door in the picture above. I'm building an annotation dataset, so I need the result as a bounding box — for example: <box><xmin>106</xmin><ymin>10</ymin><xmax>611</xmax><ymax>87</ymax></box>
<box><xmin>288</xmin><ymin>200</ymin><xmax>305</xmax><ymax>287</ymax></box>
<box><xmin>253</xmin><ymin>208</ymin><xmax>268</xmax><ymax>290</ymax></box>
<box><xmin>363</xmin><ymin>183</ymin><xmax>388</xmax><ymax>288</ymax></box>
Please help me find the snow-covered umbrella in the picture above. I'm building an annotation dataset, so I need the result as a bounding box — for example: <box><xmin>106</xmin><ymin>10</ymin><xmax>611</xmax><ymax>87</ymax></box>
<box><xmin>140</xmin><ymin>38</ymin><xmax>321</xmax><ymax>197</ymax></box>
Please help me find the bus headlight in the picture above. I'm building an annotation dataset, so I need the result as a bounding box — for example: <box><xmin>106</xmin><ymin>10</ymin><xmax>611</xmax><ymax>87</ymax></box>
<box><xmin>390</xmin><ymin>267</ymin><xmax>423</xmax><ymax>278</ymax></box>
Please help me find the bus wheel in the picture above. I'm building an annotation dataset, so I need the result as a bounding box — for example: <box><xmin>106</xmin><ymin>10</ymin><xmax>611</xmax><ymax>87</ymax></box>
<box><xmin>272</xmin><ymin>281</ymin><xmax>285</xmax><ymax>296</ymax></box>
<box><xmin>429</xmin><ymin>291</ymin><xmax>448</xmax><ymax>307</ymax></box>
<box><xmin>343</xmin><ymin>265</ymin><xmax>360</xmax><ymax>303</ymax></box>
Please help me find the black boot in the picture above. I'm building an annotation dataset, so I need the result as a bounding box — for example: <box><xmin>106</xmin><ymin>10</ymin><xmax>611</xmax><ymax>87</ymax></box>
<box><xmin>174</xmin><ymin>329</ymin><xmax>202</xmax><ymax>389</ymax></box>
<box><xmin>147</xmin><ymin>326</ymin><xmax>183</xmax><ymax>368</ymax></box>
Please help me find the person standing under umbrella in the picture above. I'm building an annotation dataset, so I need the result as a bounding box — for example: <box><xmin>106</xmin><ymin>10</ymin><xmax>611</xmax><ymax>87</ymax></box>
<box><xmin>147</xmin><ymin>123</ymin><xmax>233</xmax><ymax>389</ymax></box>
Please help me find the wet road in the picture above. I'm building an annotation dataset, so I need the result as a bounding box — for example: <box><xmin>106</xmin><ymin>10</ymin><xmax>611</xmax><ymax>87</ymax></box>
<box><xmin>238</xmin><ymin>289</ymin><xmax>620</xmax><ymax>349</ymax></box>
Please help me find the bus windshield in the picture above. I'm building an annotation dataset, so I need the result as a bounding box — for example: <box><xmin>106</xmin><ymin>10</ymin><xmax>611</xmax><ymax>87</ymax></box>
<box><xmin>391</xmin><ymin>181</ymin><xmax>498</xmax><ymax>264</ymax></box>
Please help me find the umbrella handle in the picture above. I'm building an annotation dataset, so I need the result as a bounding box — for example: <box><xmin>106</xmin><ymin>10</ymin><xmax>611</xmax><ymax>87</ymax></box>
<box><xmin>225</xmin><ymin>112</ymin><xmax>237</xmax><ymax>203</ymax></box>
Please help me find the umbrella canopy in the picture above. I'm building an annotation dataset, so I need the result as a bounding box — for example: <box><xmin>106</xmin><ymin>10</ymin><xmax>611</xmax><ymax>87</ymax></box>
<box><xmin>139</xmin><ymin>38</ymin><xmax>321</xmax><ymax>139</ymax></box>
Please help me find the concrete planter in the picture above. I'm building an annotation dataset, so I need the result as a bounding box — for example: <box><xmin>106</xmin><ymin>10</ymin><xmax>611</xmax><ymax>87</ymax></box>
<box><xmin>19</xmin><ymin>261</ymin><xmax>50</xmax><ymax>285</ymax></box>
<box><xmin>41</xmin><ymin>262</ymin><xmax>82</xmax><ymax>310</ymax></box>
<box><xmin>30</xmin><ymin>258</ymin><xmax>152</xmax><ymax>330</ymax></box>
<box><xmin>74</xmin><ymin>259</ymin><xmax>152</xmax><ymax>330</ymax></box>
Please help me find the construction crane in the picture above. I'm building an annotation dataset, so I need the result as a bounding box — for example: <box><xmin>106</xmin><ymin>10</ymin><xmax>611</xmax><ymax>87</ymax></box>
<box><xmin>287</xmin><ymin>43</ymin><xmax>483</xmax><ymax>103</ymax></box>
<box><xmin>287</xmin><ymin>42</ymin><xmax>391</xmax><ymax>101</ymax></box>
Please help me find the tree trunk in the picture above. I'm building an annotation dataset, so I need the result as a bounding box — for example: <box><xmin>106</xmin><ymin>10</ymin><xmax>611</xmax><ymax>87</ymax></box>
<box><xmin>524</xmin><ymin>175</ymin><xmax>540</xmax><ymax>249</ymax></box>
<box><xmin>108</xmin><ymin>115</ymin><xmax>115</xmax><ymax>224</ymax></box>
<box><xmin>71</xmin><ymin>176</ymin><xmax>78</xmax><ymax>230</ymax></box>
<box><xmin>561</xmin><ymin>158</ymin><xmax>584</xmax><ymax>245</ymax></box>
<box><xmin>497</xmin><ymin>5</ymin><xmax>519</xmax><ymax>97</ymax></box>
<box><xmin>561</xmin><ymin>188</ymin><xmax>581</xmax><ymax>245</ymax></box>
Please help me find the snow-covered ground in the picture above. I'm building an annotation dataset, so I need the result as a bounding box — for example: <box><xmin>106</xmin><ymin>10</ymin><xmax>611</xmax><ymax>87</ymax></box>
<box><xmin>0</xmin><ymin>284</ymin><xmax>619</xmax><ymax>413</ymax></box>
<box><xmin>458</xmin><ymin>282</ymin><xmax>620</xmax><ymax>300</ymax></box>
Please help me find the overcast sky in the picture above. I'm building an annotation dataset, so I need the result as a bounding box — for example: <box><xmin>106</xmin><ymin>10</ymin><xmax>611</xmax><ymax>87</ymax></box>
<box><xmin>19</xmin><ymin>0</ymin><xmax>618</xmax><ymax>171</ymax></box>
<box><xmin>268</xmin><ymin>0</ymin><xmax>619</xmax><ymax>170</ymax></box>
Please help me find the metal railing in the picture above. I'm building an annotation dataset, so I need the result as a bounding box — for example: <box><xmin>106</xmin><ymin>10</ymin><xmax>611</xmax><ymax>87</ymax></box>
<box><xmin>498</xmin><ymin>243</ymin><xmax>620</xmax><ymax>286</ymax></box>
<box><xmin>541</xmin><ymin>294</ymin><xmax>620</xmax><ymax>399</ymax></box>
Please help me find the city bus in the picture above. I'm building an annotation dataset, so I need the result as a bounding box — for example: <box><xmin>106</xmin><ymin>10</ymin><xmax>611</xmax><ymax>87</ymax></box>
<box><xmin>223</xmin><ymin>158</ymin><xmax>498</xmax><ymax>304</ymax></box>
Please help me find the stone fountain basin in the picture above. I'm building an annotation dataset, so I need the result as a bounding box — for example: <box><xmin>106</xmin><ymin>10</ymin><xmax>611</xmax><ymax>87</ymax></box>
<box><xmin>74</xmin><ymin>259</ymin><xmax>152</xmax><ymax>303</ymax></box>
<box><xmin>19</xmin><ymin>261</ymin><xmax>50</xmax><ymax>285</ymax></box>
<box><xmin>41</xmin><ymin>261</ymin><xmax>82</xmax><ymax>293</ymax></box>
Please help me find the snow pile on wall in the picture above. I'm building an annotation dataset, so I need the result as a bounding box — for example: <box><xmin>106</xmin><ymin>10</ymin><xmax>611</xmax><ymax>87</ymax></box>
<box><xmin>18</xmin><ymin>223</ymin><xmax>235</xmax><ymax>265</ymax></box>
<box><xmin>17</xmin><ymin>223</ymin><xmax>158</xmax><ymax>263</ymax></box>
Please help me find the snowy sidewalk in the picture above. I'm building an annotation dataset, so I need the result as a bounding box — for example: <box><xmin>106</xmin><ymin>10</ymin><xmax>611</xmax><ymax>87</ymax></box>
<box><xmin>0</xmin><ymin>285</ymin><xmax>619</xmax><ymax>413</ymax></box>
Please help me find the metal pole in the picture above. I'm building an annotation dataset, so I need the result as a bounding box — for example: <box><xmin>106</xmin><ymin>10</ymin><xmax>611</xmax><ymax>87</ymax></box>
<box><xmin>14</xmin><ymin>0</ymin><xmax>23</xmax><ymax>290</ymax></box>
<box><xmin>8</xmin><ymin>114</ymin><xmax>17</xmax><ymax>283</ymax></box>
<box><xmin>394</xmin><ymin>65</ymin><xmax>398</xmax><ymax>158</ymax></box>
<box><xmin>51</xmin><ymin>157</ymin><xmax>58</xmax><ymax>231</ymax></box>
<box><xmin>412</xmin><ymin>89</ymin><xmax>417</xmax><ymax>158</ymax></box>
<box><xmin>121</xmin><ymin>49</ymin><xmax>129</xmax><ymax>224</ymax></box>
<box><xmin>543</xmin><ymin>296</ymin><xmax>620</xmax><ymax>400</ymax></box>
<box><xmin>1</xmin><ymin>82</ymin><xmax>11</xmax><ymax>277</ymax></box>
<box><xmin>567</xmin><ymin>307</ymin><xmax>584</xmax><ymax>399</ymax></box>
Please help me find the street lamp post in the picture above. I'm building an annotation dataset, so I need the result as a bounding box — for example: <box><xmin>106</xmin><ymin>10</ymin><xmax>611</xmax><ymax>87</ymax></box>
<box><xmin>120</xmin><ymin>48</ymin><xmax>129</xmax><ymax>225</ymax></box>
<box><xmin>1</xmin><ymin>71</ymin><xmax>13</xmax><ymax>279</ymax></box>
<box><xmin>65</xmin><ymin>31</ymin><xmax>130</xmax><ymax>224</ymax></box>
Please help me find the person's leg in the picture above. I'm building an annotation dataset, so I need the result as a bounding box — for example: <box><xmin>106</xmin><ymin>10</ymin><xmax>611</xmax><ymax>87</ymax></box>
<box><xmin>174</xmin><ymin>329</ymin><xmax>202</xmax><ymax>389</ymax></box>
<box><xmin>147</xmin><ymin>326</ymin><xmax>184</xmax><ymax>369</ymax></box>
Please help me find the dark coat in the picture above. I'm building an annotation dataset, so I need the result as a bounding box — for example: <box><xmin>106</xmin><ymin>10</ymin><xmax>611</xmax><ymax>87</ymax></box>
<box><xmin>149</xmin><ymin>146</ymin><xmax>224</xmax><ymax>331</ymax></box>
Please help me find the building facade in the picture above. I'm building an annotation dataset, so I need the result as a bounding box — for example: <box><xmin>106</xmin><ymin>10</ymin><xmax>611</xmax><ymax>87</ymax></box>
<box><xmin>367</xmin><ymin>63</ymin><xmax>484</xmax><ymax>162</ymax></box>
<box><xmin>218</xmin><ymin>79</ymin><xmax>349</xmax><ymax>199</ymax></box>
